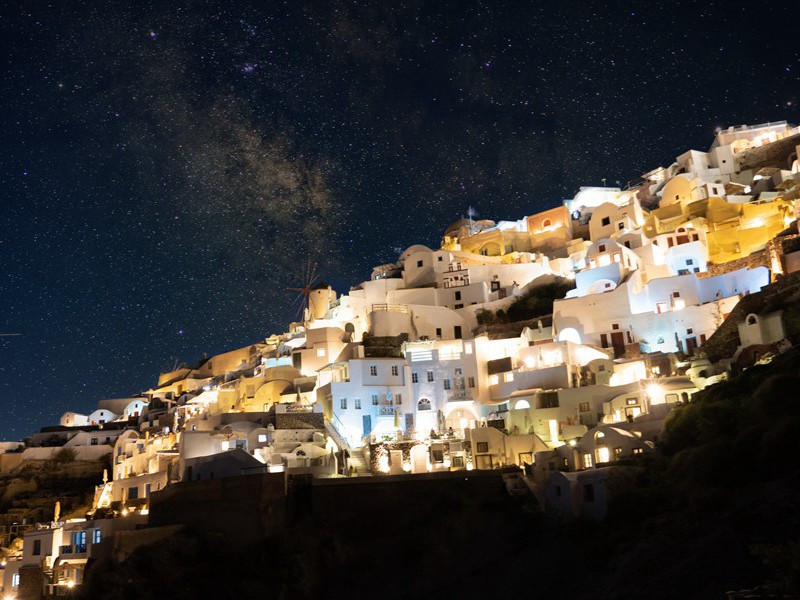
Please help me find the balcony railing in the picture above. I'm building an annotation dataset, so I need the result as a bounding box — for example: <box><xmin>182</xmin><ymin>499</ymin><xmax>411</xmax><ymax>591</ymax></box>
<box><xmin>378</xmin><ymin>405</ymin><xmax>397</xmax><ymax>416</ymax></box>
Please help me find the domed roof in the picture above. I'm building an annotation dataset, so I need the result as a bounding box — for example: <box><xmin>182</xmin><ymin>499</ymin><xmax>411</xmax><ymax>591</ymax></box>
<box><xmin>443</xmin><ymin>218</ymin><xmax>473</xmax><ymax>236</ymax></box>
<box><xmin>399</xmin><ymin>245</ymin><xmax>433</xmax><ymax>260</ymax></box>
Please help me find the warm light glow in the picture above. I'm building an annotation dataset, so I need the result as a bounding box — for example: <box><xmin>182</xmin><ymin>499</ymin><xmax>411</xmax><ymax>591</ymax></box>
<box><xmin>646</xmin><ymin>383</ymin><xmax>664</xmax><ymax>403</ymax></box>
<box><xmin>66</xmin><ymin>581</ymin><xmax>75</xmax><ymax>589</ymax></box>
<box><xmin>568</xmin><ymin>439</ymin><xmax>577</xmax><ymax>447</ymax></box>
<box><xmin>597</xmin><ymin>446</ymin><xmax>610</xmax><ymax>463</ymax></box>
<box><xmin>121</xmin><ymin>508</ymin><xmax>129</xmax><ymax>516</ymax></box>
<box><xmin>377</xmin><ymin>454</ymin><xmax>390</xmax><ymax>473</ymax></box>
<box><xmin>672</xmin><ymin>298</ymin><xmax>685</xmax><ymax>311</ymax></box>
<box><xmin>548</xmin><ymin>419</ymin><xmax>559</xmax><ymax>444</ymax></box>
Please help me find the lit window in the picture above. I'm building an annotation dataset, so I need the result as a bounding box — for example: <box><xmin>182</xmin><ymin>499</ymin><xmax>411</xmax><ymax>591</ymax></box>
<box><xmin>579</xmin><ymin>402</ymin><xmax>590</xmax><ymax>412</ymax></box>
<box><xmin>316</xmin><ymin>348</ymin><xmax>326</xmax><ymax>357</ymax></box>
<box><xmin>583</xmin><ymin>453</ymin><xmax>593</xmax><ymax>468</ymax></box>
<box><xmin>258</xmin><ymin>434</ymin><xmax>267</xmax><ymax>443</ymax></box>
<box><xmin>626</xmin><ymin>398</ymin><xmax>638</xmax><ymax>406</ymax></box>
<box><xmin>489</xmin><ymin>375</ymin><xmax>499</xmax><ymax>385</ymax></box>
<box><xmin>12</xmin><ymin>573</ymin><xmax>20</xmax><ymax>587</ymax></box>
<box><xmin>504</xmin><ymin>372</ymin><xmax>514</xmax><ymax>383</ymax></box>
<box><xmin>93</xmin><ymin>529</ymin><xmax>102</xmax><ymax>544</ymax></box>
<box><xmin>220</xmin><ymin>441</ymin><xmax>230</xmax><ymax>451</ymax></box>
<box><xmin>476</xmin><ymin>442</ymin><xmax>489</xmax><ymax>453</ymax></box>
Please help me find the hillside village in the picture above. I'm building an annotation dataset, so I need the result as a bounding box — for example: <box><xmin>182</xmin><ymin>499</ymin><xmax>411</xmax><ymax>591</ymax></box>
<box><xmin>3</xmin><ymin>120</ymin><xmax>800</xmax><ymax>598</ymax></box>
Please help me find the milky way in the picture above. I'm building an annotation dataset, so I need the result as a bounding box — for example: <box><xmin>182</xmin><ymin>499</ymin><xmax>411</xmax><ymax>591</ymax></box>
<box><xmin>0</xmin><ymin>0</ymin><xmax>798</xmax><ymax>437</ymax></box>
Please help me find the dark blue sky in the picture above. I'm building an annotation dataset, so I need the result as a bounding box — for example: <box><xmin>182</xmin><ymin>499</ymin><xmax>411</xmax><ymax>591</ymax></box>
<box><xmin>1</xmin><ymin>0</ymin><xmax>798</xmax><ymax>439</ymax></box>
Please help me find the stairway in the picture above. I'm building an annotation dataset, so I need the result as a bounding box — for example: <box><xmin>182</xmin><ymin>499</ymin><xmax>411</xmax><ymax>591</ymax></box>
<box><xmin>346</xmin><ymin>447</ymin><xmax>368</xmax><ymax>475</ymax></box>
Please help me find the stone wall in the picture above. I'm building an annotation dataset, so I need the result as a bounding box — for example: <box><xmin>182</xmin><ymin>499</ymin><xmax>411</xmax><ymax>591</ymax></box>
<box><xmin>737</xmin><ymin>133</ymin><xmax>800</xmax><ymax>172</ymax></box>
<box><xmin>275</xmin><ymin>411</ymin><xmax>324</xmax><ymax>430</ymax></box>
<box><xmin>702</xmin><ymin>270</ymin><xmax>800</xmax><ymax>362</ymax></box>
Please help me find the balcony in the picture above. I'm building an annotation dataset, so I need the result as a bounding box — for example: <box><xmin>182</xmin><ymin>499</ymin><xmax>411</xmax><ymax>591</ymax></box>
<box><xmin>59</xmin><ymin>543</ymin><xmax>86</xmax><ymax>555</ymax></box>
<box><xmin>378</xmin><ymin>405</ymin><xmax>397</xmax><ymax>416</ymax></box>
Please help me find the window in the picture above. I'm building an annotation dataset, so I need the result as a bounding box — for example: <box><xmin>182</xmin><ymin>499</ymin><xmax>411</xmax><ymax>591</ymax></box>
<box><xmin>369</xmin><ymin>365</ymin><xmax>377</xmax><ymax>376</ymax></box>
<box><xmin>672</xmin><ymin>291</ymin><xmax>681</xmax><ymax>298</ymax></box>
<box><xmin>598</xmin><ymin>243</ymin><xmax>606</xmax><ymax>252</ymax></box>
<box><xmin>412</xmin><ymin>372</ymin><xmax>418</xmax><ymax>383</ymax></box>
<box><xmin>93</xmin><ymin>529</ymin><xmax>102</xmax><ymax>544</ymax></box>
<box><xmin>90</xmin><ymin>438</ymin><xmax>98</xmax><ymax>446</ymax></box>
<box><xmin>12</xmin><ymin>574</ymin><xmax>19</xmax><ymax>587</ymax></box>
<box><xmin>372</xmin><ymin>394</ymin><xmax>379</xmax><ymax>405</ymax></box>
<box><xmin>468</xmin><ymin>376</ymin><xmax>475</xmax><ymax>388</ymax></box>
<box><xmin>626</xmin><ymin>398</ymin><xmax>638</xmax><ymax>406</ymax></box>
<box><xmin>504</xmin><ymin>372</ymin><xmax>514</xmax><ymax>383</ymax></box>
<box><xmin>618</xmin><ymin>222</ymin><xmax>624</xmax><ymax>230</ymax></box>
<box><xmin>455</xmin><ymin>291</ymin><xmax>462</xmax><ymax>301</ymax></box>
<box><xmin>258</xmin><ymin>434</ymin><xmax>267</xmax><ymax>443</ymax></box>
<box><xmin>391</xmin><ymin>365</ymin><xmax>399</xmax><ymax>376</ymax></box>
<box><xmin>452</xmin><ymin>456</ymin><xmax>464</xmax><ymax>467</ymax></box>
<box><xmin>477</xmin><ymin>442</ymin><xmax>489</xmax><ymax>453</ymax></box>
<box><xmin>601</xmin><ymin>216</ymin><xmax>610</xmax><ymax>226</ymax></box>
<box><xmin>542</xmin><ymin>219</ymin><xmax>551</xmax><ymax>227</ymax></box>
<box><xmin>417</xmin><ymin>259</ymin><xmax>423</xmax><ymax>267</ymax></box>
<box><xmin>427</xmin><ymin>370</ymin><xmax>434</xmax><ymax>382</ymax></box>
<box><xmin>611</xmin><ymin>323</ymin><xmax>620</xmax><ymax>330</ymax></box>
<box><xmin>418</xmin><ymin>398</ymin><xmax>431</xmax><ymax>411</ymax></box>
<box><xmin>438</xmin><ymin>256</ymin><xmax>443</xmax><ymax>261</ymax></box>
<box><xmin>435</xmin><ymin>327</ymin><xmax>442</xmax><ymax>338</ymax></box>
<box><xmin>340</xmin><ymin>398</ymin><xmax>347</xmax><ymax>410</ymax></box>
<box><xmin>354</xmin><ymin>398</ymin><xmax>362</xmax><ymax>410</ymax></box>
<box><xmin>395</xmin><ymin>394</ymin><xmax>402</xmax><ymax>405</ymax></box>
<box><xmin>316</xmin><ymin>348</ymin><xmax>326</xmax><ymax>357</ymax></box>
<box><xmin>583</xmin><ymin>453</ymin><xmax>593</xmax><ymax>468</ymax></box>
<box><xmin>686</xmin><ymin>328</ymin><xmax>693</xmax><ymax>334</ymax></box>
<box><xmin>33</xmin><ymin>539</ymin><xmax>41</xmax><ymax>556</ymax></box>
<box><xmin>454</xmin><ymin>326</ymin><xmax>462</xmax><ymax>339</ymax></box>
<box><xmin>465</xmin><ymin>343</ymin><xmax>472</xmax><ymax>355</ymax></box>
<box><xmin>614</xmin><ymin>447</ymin><xmax>622</xmax><ymax>459</ymax></box>
<box><xmin>579</xmin><ymin>402</ymin><xmax>590</xmax><ymax>412</ymax></box>
<box><xmin>454</xmin><ymin>303</ymin><xmax>463</xmax><ymax>309</ymax></box>
<box><xmin>443</xmin><ymin>379</ymin><xmax>451</xmax><ymax>390</ymax></box>
<box><xmin>128</xmin><ymin>486</ymin><xmax>138</xmax><ymax>500</ymax></box>
<box><xmin>632</xmin><ymin>448</ymin><xmax>643</xmax><ymax>455</ymax></box>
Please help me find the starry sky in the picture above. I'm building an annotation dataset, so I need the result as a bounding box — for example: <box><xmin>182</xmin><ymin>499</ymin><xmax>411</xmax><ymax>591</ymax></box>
<box><xmin>1</xmin><ymin>0</ymin><xmax>798</xmax><ymax>439</ymax></box>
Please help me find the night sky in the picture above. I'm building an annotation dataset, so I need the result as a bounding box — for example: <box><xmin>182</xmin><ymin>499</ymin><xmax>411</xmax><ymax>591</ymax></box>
<box><xmin>1</xmin><ymin>1</ymin><xmax>798</xmax><ymax>439</ymax></box>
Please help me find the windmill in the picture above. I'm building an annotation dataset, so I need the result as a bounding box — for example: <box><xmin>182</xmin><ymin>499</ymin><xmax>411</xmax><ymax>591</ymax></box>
<box><xmin>286</xmin><ymin>260</ymin><xmax>320</xmax><ymax>322</ymax></box>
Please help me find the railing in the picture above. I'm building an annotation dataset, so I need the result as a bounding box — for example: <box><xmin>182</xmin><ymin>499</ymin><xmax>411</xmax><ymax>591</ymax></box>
<box><xmin>449</xmin><ymin>390</ymin><xmax>473</xmax><ymax>402</ymax></box>
<box><xmin>369</xmin><ymin>304</ymin><xmax>408</xmax><ymax>314</ymax></box>
<box><xmin>378</xmin><ymin>405</ymin><xmax>397</xmax><ymax>416</ymax></box>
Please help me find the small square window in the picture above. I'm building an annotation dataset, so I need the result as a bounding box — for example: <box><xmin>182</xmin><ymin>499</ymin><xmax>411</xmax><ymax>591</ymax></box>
<box><xmin>598</xmin><ymin>244</ymin><xmax>606</xmax><ymax>252</ymax></box>
<box><xmin>579</xmin><ymin>402</ymin><xmax>590</xmax><ymax>412</ymax></box>
<box><xmin>412</xmin><ymin>372</ymin><xmax>418</xmax><ymax>383</ymax></box>
<box><xmin>417</xmin><ymin>259</ymin><xmax>423</xmax><ymax>268</ymax></box>
<box><xmin>437</xmin><ymin>256</ymin><xmax>443</xmax><ymax>261</ymax></box>
<box><xmin>601</xmin><ymin>217</ymin><xmax>610</xmax><ymax>226</ymax></box>
<box><xmin>354</xmin><ymin>399</ymin><xmax>361</xmax><ymax>410</ymax></box>
<box><xmin>258</xmin><ymin>434</ymin><xmax>267</xmax><ymax>443</ymax></box>
<box><xmin>687</xmin><ymin>328</ymin><xmax>693</xmax><ymax>335</ymax></box>
<box><xmin>391</xmin><ymin>365</ymin><xmax>399</xmax><ymax>376</ymax></box>
<box><xmin>340</xmin><ymin>398</ymin><xmax>347</xmax><ymax>410</ymax></box>
<box><xmin>427</xmin><ymin>370</ymin><xmax>434</xmax><ymax>382</ymax></box>
<box><xmin>477</xmin><ymin>442</ymin><xmax>489</xmax><ymax>453</ymax></box>
<box><xmin>369</xmin><ymin>365</ymin><xmax>377</xmax><ymax>376</ymax></box>
<box><xmin>316</xmin><ymin>348</ymin><xmax>326</xmax><ymax>357</ymax></box>
<box><xmin>435</xmin><ymin>328</ymin><xmax>442</xmax><ymax>338</ymax></box>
